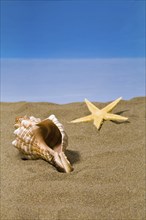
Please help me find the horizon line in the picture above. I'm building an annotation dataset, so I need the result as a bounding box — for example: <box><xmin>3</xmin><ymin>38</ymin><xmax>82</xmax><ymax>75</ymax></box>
<box><xmin>1</xmin><ymin>96</ymin><xmax>145</xmax><ymax>104</ymax></box>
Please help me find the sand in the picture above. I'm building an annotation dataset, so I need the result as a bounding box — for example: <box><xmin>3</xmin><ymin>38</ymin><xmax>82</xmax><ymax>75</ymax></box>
<box><xmin>1</xmin><ymin>97</ymin><xmax>145</xmax><ymax>220</ymax></box>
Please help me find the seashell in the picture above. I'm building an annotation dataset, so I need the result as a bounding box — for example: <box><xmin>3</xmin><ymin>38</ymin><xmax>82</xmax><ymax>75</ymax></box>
<box><xmin>12</xmin><ymin>115</ymin><xmax>73</xmax><ymax>173</ymax></box>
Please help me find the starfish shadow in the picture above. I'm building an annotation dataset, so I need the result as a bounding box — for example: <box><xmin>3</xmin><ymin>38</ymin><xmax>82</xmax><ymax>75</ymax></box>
<box><xmin>111</xmin><ymin>120</ymin><xmax>130</xmax><ymax>124</ymax></box>
<box><xmin>96</xmin><ymin>123</ymin><xmax>103</xmax><ymax>132</ymax></box>
<box><xmin>115</xmin><ymin>109</ymin><xmax>129</xmax><ymax>115</ymax></box>
<box><xmin>112</xmin><ymin>110</ymin><xmax>130</xmax><ymax>124</ymax></box>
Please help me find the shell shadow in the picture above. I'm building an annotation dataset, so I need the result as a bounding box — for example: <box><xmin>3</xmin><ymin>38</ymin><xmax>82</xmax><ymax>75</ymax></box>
<box><xmin>65</xmin><ymin>149</ymin><xmax>80</xmax><ymax>165</ymax></box>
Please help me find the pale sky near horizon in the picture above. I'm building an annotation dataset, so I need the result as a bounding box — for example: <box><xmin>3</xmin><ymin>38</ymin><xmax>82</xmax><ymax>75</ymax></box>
<box><xmin>1</xmin><ymin>0</ymin><xmax>145</xmax><ymax>103</ymax></box>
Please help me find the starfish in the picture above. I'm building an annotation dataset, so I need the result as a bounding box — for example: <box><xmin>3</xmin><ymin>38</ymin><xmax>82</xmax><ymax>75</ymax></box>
<box><xmin>71</xmin><ymin>97</ymin><xmax>128</xmax><ymax>130</ymax></box>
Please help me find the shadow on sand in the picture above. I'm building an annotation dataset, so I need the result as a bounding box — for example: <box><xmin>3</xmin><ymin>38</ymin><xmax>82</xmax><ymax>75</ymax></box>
<box><xmin>65</xmin><ymin>149</ymin><xmax>81</xmax><ymax>165</ymax></box>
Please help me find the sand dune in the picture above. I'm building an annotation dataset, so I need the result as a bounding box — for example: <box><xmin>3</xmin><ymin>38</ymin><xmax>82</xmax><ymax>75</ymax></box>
<box><xmin>1</xmin><ymin>97</ymin><xmax>145</xmax><ymax>220</ymax></box>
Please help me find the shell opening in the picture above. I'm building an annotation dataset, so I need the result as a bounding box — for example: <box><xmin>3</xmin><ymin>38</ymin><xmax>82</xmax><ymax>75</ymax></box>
<box><xmin>36</xmin><ymin>119</ymin><xmax>63</xmax><ymax>153</ymax></box>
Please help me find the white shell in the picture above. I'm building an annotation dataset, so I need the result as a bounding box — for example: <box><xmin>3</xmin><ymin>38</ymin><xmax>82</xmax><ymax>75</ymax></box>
<box><xmin>12</xmin><ymin>115</ymin><xmax>73</xmax><ymax>172</ymax></box>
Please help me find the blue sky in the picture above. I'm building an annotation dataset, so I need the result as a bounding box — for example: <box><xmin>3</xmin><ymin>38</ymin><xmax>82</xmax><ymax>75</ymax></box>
<box><xmin>1</xmin><ymin>0</ymin><xmax>145</xmax><ymax>103</ymax></box>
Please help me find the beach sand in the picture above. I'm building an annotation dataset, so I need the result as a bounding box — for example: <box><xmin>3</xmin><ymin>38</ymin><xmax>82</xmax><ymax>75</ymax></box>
<box><xmin>1</xmin><ymin>97</ymin><xmax>145</xmax><ymax>220</ymax></box>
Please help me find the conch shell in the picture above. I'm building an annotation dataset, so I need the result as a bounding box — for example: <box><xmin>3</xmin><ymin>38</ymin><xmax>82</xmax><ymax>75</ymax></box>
<box><xmin>12</xmin><ymin>114</ymin><xmax>73</xmax><ymax>173</ymax></box>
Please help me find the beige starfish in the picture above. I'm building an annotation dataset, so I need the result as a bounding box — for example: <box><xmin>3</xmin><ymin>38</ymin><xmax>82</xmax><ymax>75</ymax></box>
<box><xmin>71</xmin><ymin>97</ymin><xmax>128</xmax><ymax>130</ymax></box>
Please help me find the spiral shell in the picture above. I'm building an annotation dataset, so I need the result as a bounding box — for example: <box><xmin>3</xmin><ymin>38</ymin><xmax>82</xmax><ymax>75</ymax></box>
<box><xmin>12</xmin><ymin>115</ymin><xmax>73</xmax><ymax>173</ymax></box>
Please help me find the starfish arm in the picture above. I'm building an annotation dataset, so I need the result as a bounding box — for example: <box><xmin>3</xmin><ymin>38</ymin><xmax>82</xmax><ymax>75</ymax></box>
<box><xmin>104</xmin><ymin>113</ymin><xmax>128</xmax><ymax>121</ymax></box>
<box><xmin>93</xmin><ymin>117</ymin><xmax>103</xmax><ymax>130</ymax></box>
<box><xmin>102</xmin><ymin>97</ymin><xmax>122</xmax><ymax>113</ymax></box>
<box><xmin>70</xmin><ymin>114</ymin><xmax>93</xmax><ymax>123</ymax></box>
<box><xmin>85</xmin><ymin>98</ymin><xmax>100</xmax><ymax>114</ymax></box>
